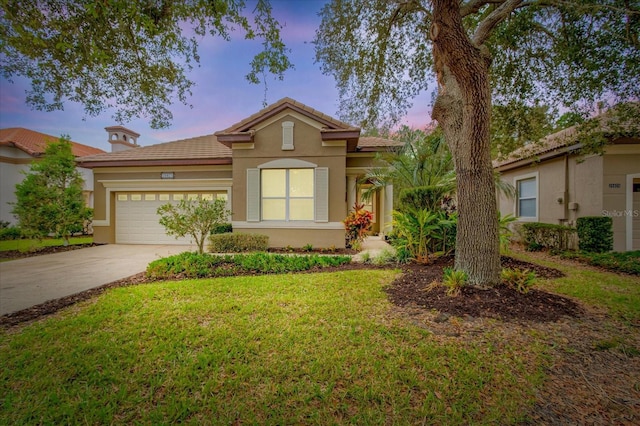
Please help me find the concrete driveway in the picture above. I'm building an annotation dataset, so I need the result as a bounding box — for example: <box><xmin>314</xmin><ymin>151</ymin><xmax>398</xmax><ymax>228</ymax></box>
<box><xmin>0</xmin><ymin>244</ymin><xmax>195</xmax><ymax>316</ymax></box>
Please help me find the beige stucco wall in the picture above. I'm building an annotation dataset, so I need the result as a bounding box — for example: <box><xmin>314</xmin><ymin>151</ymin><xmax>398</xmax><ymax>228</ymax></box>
<box><xmin>230</xmin><ymin>113</ymin><xmax>348</xmax><ymax>248</ymax></box>
<box><xmin>498</xmin><ymin>141</ymin><xmax>640</xmax><ymax>251</ymax></box>
<box><xmin>91</xmin><ymin>165</ymin><xmax>232</xmax><ymax>244</ymax></box>
<box><xmin>602</xmin><ymin>144</ymin><xmax>640</xmax><ymax>251</ymax></box>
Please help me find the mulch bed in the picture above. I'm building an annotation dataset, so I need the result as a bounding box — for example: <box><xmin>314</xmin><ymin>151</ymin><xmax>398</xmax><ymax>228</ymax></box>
<box><xmin>0</xmin><ymin>243</ymin><xmax>101</xmax><ymax>260</ymax></box>
<box><xmin>386</xmin><ymin>255</ymin><xmax>582</xmax><ymax>322</ymax></box>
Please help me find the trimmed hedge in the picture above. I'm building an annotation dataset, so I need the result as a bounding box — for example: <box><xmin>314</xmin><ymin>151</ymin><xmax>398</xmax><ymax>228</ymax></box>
<box><xmin>208</xmin><ymin>232</ymin><xmax>269</xmax><ymax>253</ymax></box>
<box><xmin>576</xmin><ymin>216</ymin><xmax>613</xmax><ymax>253</ymax></box>
<box><xmin>146</xmin><ymin>251</ymin><xmax>352</xmax><ymax>280</ymax></box>
<box><xmin>560</xmin><ymin>250</ymin><xmax>639</xmax><ymax>275</ymax></box>
<box><xmin>522</xmin><ymin>222</ymin><xmax>576</xmax><ymax>251</ymax></box>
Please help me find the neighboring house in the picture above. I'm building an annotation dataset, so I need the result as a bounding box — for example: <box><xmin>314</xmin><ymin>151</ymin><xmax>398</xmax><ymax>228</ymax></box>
<box><xmin>494</xmin><ymin>114</ymin><xmax>640</xmax><ymax>252</ymax></box>
<box><xmin>0</xmin><ymin>128</ymin><xmax>105</xmax><ymax>225</ymax></box>
<box><xmin>78</xmin><ymin>98</ymin><xmax>402</xmax><ymax>248</ymax></box>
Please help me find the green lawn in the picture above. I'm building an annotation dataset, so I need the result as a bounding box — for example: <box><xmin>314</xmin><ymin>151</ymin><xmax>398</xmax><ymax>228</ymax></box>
<box><xmin>510</xmin><ymin>250</ymin><xmax>640</xmax><ymax>323</ymax></box>
<box><xmin>0</xmin><ymin>236</ymin><xmax>93</xmax><ymax>252</ymax></box>
<box><xmin>0</xmin><ymin>270</ymin><xmax>546</xmax><ymax>425</ymax></box>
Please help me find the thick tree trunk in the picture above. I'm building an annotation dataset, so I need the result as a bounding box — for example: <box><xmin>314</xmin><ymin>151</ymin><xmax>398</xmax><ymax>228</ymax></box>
<box><xmin>430</xmin><ymin>0</ymin><xmax>501</xmax><ymax>286</ymax></box>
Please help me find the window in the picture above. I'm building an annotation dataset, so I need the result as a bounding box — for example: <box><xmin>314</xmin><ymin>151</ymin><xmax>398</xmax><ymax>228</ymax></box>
<box><xmin>516</xmin><ymin>176</ymin><xmax>537</xmax><ymax>219</ymax></box>
<box><xmin>261</xmin><ymin>169</ymin><xmax>314</xmax><ymax>221</ymax></box>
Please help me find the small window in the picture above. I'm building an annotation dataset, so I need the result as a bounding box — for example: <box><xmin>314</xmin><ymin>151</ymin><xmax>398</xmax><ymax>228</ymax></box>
<box><xmin>159</xmin><ymin>194</ymin><xmax>170</xmax><ymax>201</ymax></box>
<box><xmin>130</xmin><ymin>194</ymin><xmax>142</xmax><ymax>201</ymax></box>
<box><xmin>173</xmin><ymin>194</ymin><xmax>184</xmax><ymax>201</ymax></box>
<box><xmin>516</xmin><ymin>176</ymin><xmax>537</xmax><ymax>219</ymax></box>
<box><xmin>217</xmin><ymin>193</ymin><xmax>228</xmax><ymax>201</ymax></box>
<box><xmin>117</xmin><ymin>194</ymin><xmax>128</xmax><ymax>201</ymax></box>
<box><xmin>201</xmin><ymin>193</ymin><xmax>214</xmax><ymax>201</ymax></box>
<box><xmin>145</xmin><ymin>194</ymin><xmax>156</xmax><ymax>201</ymax></box>
<box><xmin>187</xmin><ymin>194</ymin><xmax>198</xmax><ymax>200</ymax></box>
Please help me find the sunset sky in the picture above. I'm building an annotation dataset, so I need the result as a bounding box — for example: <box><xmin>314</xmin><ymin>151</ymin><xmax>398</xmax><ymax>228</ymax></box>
<box><xmin>0</xmin><ymin>0</ymin><xmax>433</xmax><ymax>152</ymax></box>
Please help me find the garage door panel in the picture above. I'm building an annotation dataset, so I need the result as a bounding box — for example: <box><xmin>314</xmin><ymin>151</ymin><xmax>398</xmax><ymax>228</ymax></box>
<box><xmin>116</xmin><ymin>193</ymin><xmax>195</xmax><ymax>245</ymax></box>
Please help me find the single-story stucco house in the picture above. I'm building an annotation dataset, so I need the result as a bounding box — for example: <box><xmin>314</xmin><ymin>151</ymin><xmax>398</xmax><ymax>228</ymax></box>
<box><xmin>0</xmin><ymin>127</ymin><xmax>105</xmax><ymax>225</ymax></box>
<box><xmin>494</xmin><ymin>113</ymin><xmax>640</xmax><ymax>252</ymax></box>
<box><xmin>78</xmin><ymin>98</ymin><xmax>402</xmax><ymax>248</ymax></box>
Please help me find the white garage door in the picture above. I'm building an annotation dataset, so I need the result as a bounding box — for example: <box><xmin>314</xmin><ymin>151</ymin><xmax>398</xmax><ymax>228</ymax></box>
<box><xmin>115</xmin><ymin>192</ymin><xmax>227</xmax><ymax>245</ymax></box>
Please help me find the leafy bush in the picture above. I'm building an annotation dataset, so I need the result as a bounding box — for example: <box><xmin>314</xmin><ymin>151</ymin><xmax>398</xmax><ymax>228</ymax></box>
<box><xmin>146</xmin><ymin>252</ymin><xmax>230</xmax><ymax>279</ymax></box>
<box><xmin>0</xmin><ymin>226</ymin><xmax>23</xmax><ymax>240</ymax></box>
<box><xmin>343</xmin><ymin>202</ymin><xmax>373</xmax><ymax>250</ymax></box>
<box><xmin>211</xmin><ymin>223</ymin><xmax>233</xmax><ymax>234</ymax></box>
<box><xmin>442</xmin><ymin>267</ymin><xmax>467</xmax><ymax>297</ymax></box>
<box><xmin>146</xmin><ymin>252</ymin><xmax>351</xmax><ymax>279</ymax></box>
<box><xmin>208</xmin><ymin>233</ymin><xmax>269</xmax><ymax>253</ymax></box>
<box><xmin>398</xmin><ymin>185</ymin><xmax>450</xmax><ymax>212</ymax></box>
<box><xmin>559</xmin><ymin>250</ymin><xmax>640</xmax><ymax>275</ymax></box>
<box><xmin>576</xmin><ymin>216</ymin><xmax>613</xmax><ymax>253</ymax></box>
<box><xmin>522</xmin><ymin>222</ymin><xmax>576</xmax><ymax>251</ymax></box>
<box><xmin>390</xmin><ymin>208</ymin><xmax>456</xmax><ymax>263</ymax></box>
<box><xmin>500</xmin><ymin>268</ymin><xmax>536</xmax><ymax>293</ymax></box>
<box><xmin>498</xmin><ymin>213</ymin><xmax>517</xmax><ymax>253</ymax></box>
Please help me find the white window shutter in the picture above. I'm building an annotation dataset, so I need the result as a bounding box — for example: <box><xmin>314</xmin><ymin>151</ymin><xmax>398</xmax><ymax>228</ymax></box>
<box><xmin>315</xmin><ymin>167</ymin><xmax>329</xmax><ymax>222</ymax></box>
<box><xmin>247</xmin><ymin>168</ymin><xmax>260</xmax><ymax>222</ymax></box>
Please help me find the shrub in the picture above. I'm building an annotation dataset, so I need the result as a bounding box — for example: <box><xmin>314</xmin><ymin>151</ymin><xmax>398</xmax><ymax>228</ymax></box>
<box><xmin>211</xmin><ymin>223</ymin><xmax>233</xmax><ymax>234</ymax></box>
<box><xmin>498</xmin><ymin>213</ymin><xmax>517</xmax><ymax>253</ymax></box>
<box><xmin>344</xmin><ymin>202</ymin><xmax>373</xmax><ymax>250</ymax></box>
<box><xmin>522</xmin><ymin>222</ymin><xmax>576</xmax><ymax>251</ymax></box>
<box><xmin>302</xmin><ymin>243</ymin><xmax>313</xmax><ymax>252</ymax></box>
<box><xmin>442</xmin><ymin>267</ymin><xmax>467</xmax><ymax>297</ymax></box>
<box><xmin>390</xmin><ymin>208</ymin><xmax>456</xmax><ymax>263</ymax></box>
<box><xmin>576</xmin><ymin>216</ymin><xmax>613</xmax><ymax>253</ymax></box>
<box><xmin>398</xmin><ymin>185</ymin><xmax>450</xmax><ymax>212</ymax></box>
<box><xmin>501</xmin><ymin>268</ymin><xmax>536</xmax><ymax>293</ymax></box>
<box><xmin>558</xmin><ymin>250</ymin><xmax>640</xmax><ymax>275</ymax></box>
<box><xmin>0</xmin><ymin>226</ymin><xmax>23</xmax><ymax>240</ymax></box>
<box><xmin>146</xmin><ymin>252</ymin><xmax>229</xmax><ymax>279</ymax></box>
<box><xmin>146</xmin><ymin>252</ymin><xmax>352</xmax><ymax>279</ymax></box>
<box><xmin>208</xmin><ymin>233</ymin><xmax>269</xmax><ymax>253</ymax></box>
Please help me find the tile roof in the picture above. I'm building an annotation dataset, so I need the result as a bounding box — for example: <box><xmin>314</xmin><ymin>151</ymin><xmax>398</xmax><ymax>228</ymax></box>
<box><xmin>0</xmin><ymin>127</ymin><xmax>105</xmax><ymax>157</ymax></box>
<box><xmin>217</xmin><ymin>97</ymin><xmax>359</xmax><ymax>133</ymax></box>
<box><xmin>78</xmin><ymin>134</ymin><xmax>231</xmax><ymax>166</ymax></box>
<box><xmin>357</xmin><ymin>136</ymin><xmax>404</xmax><ymax>150</ymax></box>
<box><xmin>493</xmin><ymin>106</ymin><xmax>640</xmax><ymax>168</ymax></box>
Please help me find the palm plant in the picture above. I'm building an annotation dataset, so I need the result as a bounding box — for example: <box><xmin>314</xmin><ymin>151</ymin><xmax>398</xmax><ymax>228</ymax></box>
<box><xmin>360</xmin><ymin>126</ymin><xmax>455</xmax><ymax>203</ymax></box>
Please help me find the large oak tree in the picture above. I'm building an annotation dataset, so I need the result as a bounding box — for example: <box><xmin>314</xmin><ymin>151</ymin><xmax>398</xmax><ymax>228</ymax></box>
<box><xmin>0</xmin><ymin>0</ymin><xmax>292</xmax><ymax>128</ymax></box>
<box><xmin>314</xmin><ymin>0</ymin><xmax>639</xmax><ymax>285</ymax></box>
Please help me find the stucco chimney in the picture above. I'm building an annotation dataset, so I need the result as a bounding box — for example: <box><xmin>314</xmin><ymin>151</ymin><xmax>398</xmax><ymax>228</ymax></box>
<box><xmin>105</xmin><ymin>126</ymin><xmax>141</xmax><ymax>152</ymax></box>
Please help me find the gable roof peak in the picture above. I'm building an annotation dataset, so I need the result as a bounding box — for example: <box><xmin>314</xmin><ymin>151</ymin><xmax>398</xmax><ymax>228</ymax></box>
<box><xmin>216</xmin><ymin>97</ymin><xmax>360</xmax><ymax>135</ymax></box>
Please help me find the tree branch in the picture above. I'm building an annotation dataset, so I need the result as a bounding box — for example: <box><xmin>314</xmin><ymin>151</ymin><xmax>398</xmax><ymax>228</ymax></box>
<box><xmin>472</xmin><ymin>0</ymin><xmax>523</xmax><ymax>45</ymax></box>
<box><xmin>460</xmin><ymin>0</ymin><xmax>507</xmax><ymax>17</ymax></box>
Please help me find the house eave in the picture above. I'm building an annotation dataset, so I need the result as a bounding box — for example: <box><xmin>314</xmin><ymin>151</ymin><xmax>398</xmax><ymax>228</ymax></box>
<box><xmin>78</xmin><ymin>158</ymin><xmax>232</xmax><ymax>168</ymax></box>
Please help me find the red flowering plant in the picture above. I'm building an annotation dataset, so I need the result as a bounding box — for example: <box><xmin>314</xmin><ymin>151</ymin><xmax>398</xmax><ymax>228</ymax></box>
<box><xmin>343</xmin><ymin>202</ymin><xmax>374</xmax><ymax>250</ymax></box>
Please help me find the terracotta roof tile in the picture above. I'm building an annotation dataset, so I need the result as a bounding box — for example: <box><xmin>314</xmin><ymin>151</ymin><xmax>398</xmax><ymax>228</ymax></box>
<box><xmin>78</xmin><ymin>134</ymin><xmax>231</xmax><ymax>164</ymax></box>
<box><xmin>0</xmin><ymin>127</ymin><xmax>105</xmax><ymax>157</ymax></box>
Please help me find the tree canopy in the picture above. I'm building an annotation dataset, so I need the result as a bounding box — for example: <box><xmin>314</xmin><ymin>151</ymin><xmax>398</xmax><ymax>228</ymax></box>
<box><xmin>315</xmin><ymin>0</ymin><xmax>639</xmax><ymax>132</ymax></box>
<box><xmin>0</xmin><ymin>0</ymin><xmax>292</xmax><ymax>128</ymax></box>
